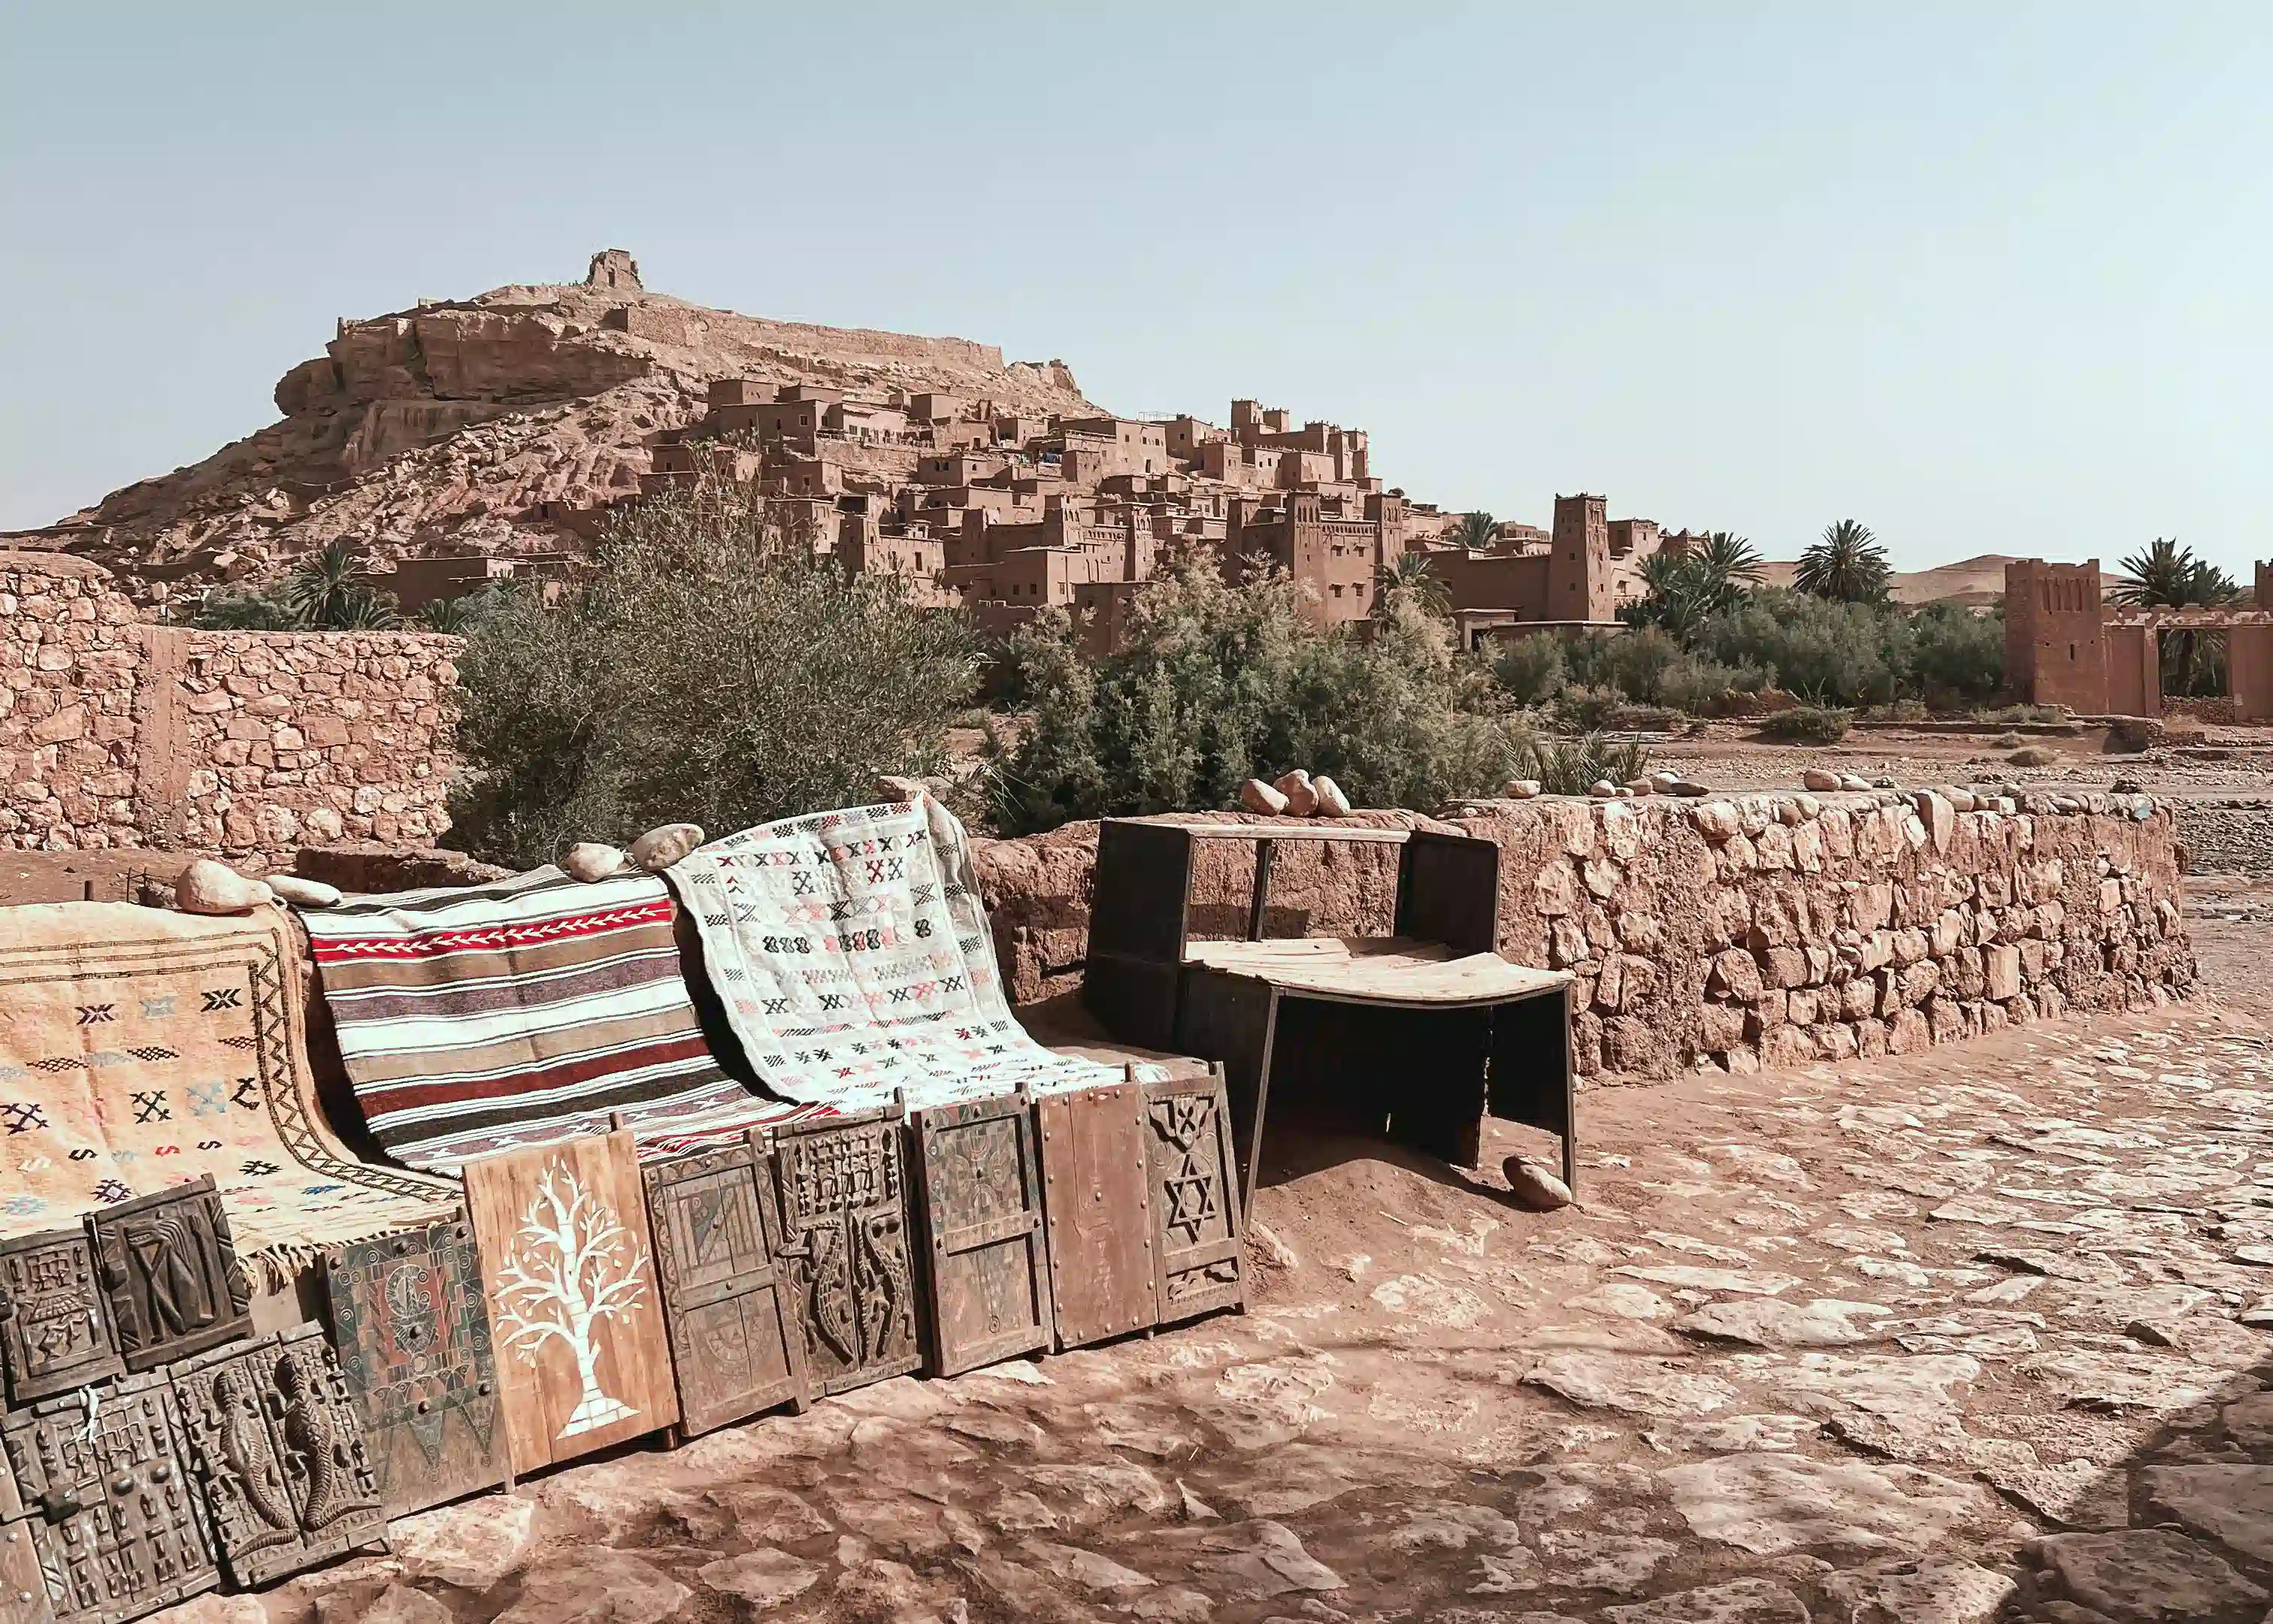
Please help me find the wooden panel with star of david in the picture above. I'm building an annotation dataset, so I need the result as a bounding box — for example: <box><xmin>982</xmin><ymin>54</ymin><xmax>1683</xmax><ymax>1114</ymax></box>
<box><xmin>912</xmin><ymin>1091</ymin><xmax>1052</xmax><ymax>1376</ymax></box>
<box><xmin>643</xmin><ymin>1134</ymin><xmax>810</xmax><ymax>1436</ymax></box>
<box><xmin>319</xmin><ymin>1215</ymin><xmax>509</xmax><ymax>1518</ymax></box>
<box><xmin>1143</xmin><ymin>1068</ymin><xmax>1248</xmax><ymax>1326</ymax></box>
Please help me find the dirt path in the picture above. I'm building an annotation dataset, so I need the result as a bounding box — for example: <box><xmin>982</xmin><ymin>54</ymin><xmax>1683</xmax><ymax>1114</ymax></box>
<box><xmin>240</xmin><ymin>994</ymin><xmax>2273</xmax><ymax>1624</ymax></box>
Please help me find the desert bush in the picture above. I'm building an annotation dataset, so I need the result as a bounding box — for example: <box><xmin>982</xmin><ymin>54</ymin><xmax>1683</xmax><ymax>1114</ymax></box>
<box><xmin>1908</xmin><ymin>602</ymin><xmax>2005</xmax><ymax>705</ymax></box>
<box><xmin>1521</xmin><ymin>734</ymin><xmax>1653</xmax><ymax>795</ymax></box>
<box><xmin>1756</xmin><ymin>705</ymin><xmax>1852</xmax><ymax>745</ymax></box>
<box><xmin>1657</xmin><ymin>654</ymin><xmax>1770</xmax><ymax>715</ymax></box>
<box><xmin>2008</xmin><ymin>745</ymin><xmax>2060</xmax><ymax>767</ymax></box>
<box><xmin>1693</xmin><ymin>591</ymin><xmax>1905</xmax><ymax>708</ymax></box>
<box><xmin>1548</xmin><ymin>684</ymin><xmax>1623</xmax><ymax>733</ymax></box>
<box><xmin>1492</xmin><ymin>633</ymin><xmax>1567</xmax><ymax>706</ymax></box>
<box><xmin>448</xmin><ymin>474</ymin><xmax>981</xmax><ymax>867</ymax></box>
<box><xmin>986</xmin><ymin>561</ymin><xmax>1532</xmax><ymax>834</ymax></box>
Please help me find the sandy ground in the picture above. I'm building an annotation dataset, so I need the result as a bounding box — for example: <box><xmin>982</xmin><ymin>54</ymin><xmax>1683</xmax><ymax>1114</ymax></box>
<box><xmin>236</xmin><ymin>972</ymin><xmax>2273</xmax><ymax>1624</ymax></box>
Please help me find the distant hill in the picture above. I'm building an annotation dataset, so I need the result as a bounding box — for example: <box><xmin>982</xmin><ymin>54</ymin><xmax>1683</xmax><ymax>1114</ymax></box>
<box><xmin>1755</xmin><ymin>552</ymin><xmax>2012</xmax><ymax>608</ymax></box>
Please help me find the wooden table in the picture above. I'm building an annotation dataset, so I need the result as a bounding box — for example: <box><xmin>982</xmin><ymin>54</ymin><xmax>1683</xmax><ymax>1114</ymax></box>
<box><xmin>1083</xmin><ymin>819</ymin><xmax>1576</xmax><ymax>1213</ymax></box>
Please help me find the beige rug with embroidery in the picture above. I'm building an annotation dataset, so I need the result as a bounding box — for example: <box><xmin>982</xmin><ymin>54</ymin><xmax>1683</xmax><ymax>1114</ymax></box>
<box><xmin>0</xmin><ymin>902</ymin><xmax>458</xmax><ymax>1284</ymax></box>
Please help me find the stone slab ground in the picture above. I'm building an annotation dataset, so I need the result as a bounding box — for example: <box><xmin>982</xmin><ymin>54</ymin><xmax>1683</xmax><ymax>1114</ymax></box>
<box><xmin>165</xmin><ymin>978</ymin><xmax>2273</xmax><ymax>1624</ymax></box>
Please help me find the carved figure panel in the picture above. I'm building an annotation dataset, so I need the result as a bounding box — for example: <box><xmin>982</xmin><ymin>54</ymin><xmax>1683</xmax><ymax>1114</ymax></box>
<box><xmin>913</xmin><ymin>1093</ymin><xmax>1052</xmax><ymax>1375</ymax></box>
<box><xmin>643</xmin><ymin>1135</ymin><xmax>810</xmax><ymax>1436</ymax></box>
<box><xmin>1038</xmin><ymin>1081</ymin><xmax>1156</xmax><ymax>1349</ymax></box>
<box><xmin>1</xmin><ymin>1372</ymin><xmax>218</xmax><ymax>1624</ymax></box>
<box><xmin>321</xmin><ymin>1217</ymin><xmax>507</xmax><ymax>1519</ymax></box>
<box><xmin>84</xmin><ymin>1178</ymin><xmax>251</xmax><ymax>1373</ymax></box>
<box><xmin>767</xmin><ymin>1113</ymin><xmax>920</xmax><ymax>1396</ymax></box>
<box><xmin>1144</xmin><ymin>1071</ymin><xmax>1247</xmax><ymax>1325</ymax></box>
<box><xmin>168</xmin><ymin>1323</ymin><xmax>385</xmax><ymax>1588</ymax></box>
<box><xmin>0</xmin><ymin>1229</ymin><xmax>123</xmax><ymax>1406</ymax></box>
<box><xmin>462</xmin><ymin>1132</ymin><xmax>676</xmax><ymax>1474</ymax></box>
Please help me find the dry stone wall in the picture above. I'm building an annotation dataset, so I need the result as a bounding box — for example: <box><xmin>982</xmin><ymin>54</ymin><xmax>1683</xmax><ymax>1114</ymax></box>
<box><xmin>972</xmin><ymin>791</ymin><xmax>2193</xmax><ymax>1084</ymax></box>
<box><xmin>0</xmin><ymin>551</ymin><xmax>459</xmax><ymax>872</ymax></box>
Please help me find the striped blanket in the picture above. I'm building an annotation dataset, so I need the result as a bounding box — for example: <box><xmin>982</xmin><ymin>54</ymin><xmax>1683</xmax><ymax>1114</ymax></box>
<box><xmin>669</xmin><ymin>800</ymin><xmax>1135</xmax><ymax>1112</ymax></box>
<box><xmin>304</xmin><ymin>867</ymin><xmax>786</xmax><ymax>1170</ymax></box>
<box><xmin>0</xmin><ymin>903</ymin><xmax>457</xmax><ymax>1286</ymax></box>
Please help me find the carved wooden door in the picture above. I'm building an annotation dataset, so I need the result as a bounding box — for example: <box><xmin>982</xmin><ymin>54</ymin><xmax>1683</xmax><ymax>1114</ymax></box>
<box><xmin>462</xmin><ymin>1130</ymin><xmax>678</xmax><ymax>1475</ymax></box>
<box><xmin>643</xmin><ymin>1135</ymin><xmax>811</xmax><ymax>1436</ymax></box>
<box><xmin>1</xmin><ymin>1373</ymin><xmax>218</xmax><ymax>1624</ymax></box>
<box><xmin>0</xmin><ymin>1511</ymin><xmax>53</xmax><ymax>1624</ymax></box>
<box><xmin>0</xmin><ymin>1229</ymin><xmax>123</xmax><ymax>1406</ymax></box>
<box><xmin>767</xmin><ymin>1112</ymin><xmax>921</xmax><ymax>1396</ymax></box>
<box><xmin>83</xmin><ymin>1178</ymin><xmax>252</xmax><ymax>1373</ymax></box>
<box><xmin>1037</xmin><ymin>1081</ymin><xmax>1157</xmax><ymax>1349</ymax></box>
<box><xmin>913</xmin><ymin>1093</ymin><xmax>1052</xmax><ymax>1376</ymax></box>
<box><xmin>1144</xmin><ymin>1070</ymin><xmax>1247</xmax><ymax>1326</ymax></box>
<box><xmin>320</xmin><ymin>1216</ymin><xmax>508</xmax><ymax>1519</ymax></box>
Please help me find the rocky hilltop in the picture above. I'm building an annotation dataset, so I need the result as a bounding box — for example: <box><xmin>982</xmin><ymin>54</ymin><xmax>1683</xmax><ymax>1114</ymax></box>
<box><xmin>13</xmin><ymin>250</ymin><xmax>1096</xmax><ymax>601</ymax></box>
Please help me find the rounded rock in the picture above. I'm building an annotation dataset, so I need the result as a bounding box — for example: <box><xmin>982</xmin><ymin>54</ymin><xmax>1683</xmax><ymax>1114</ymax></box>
<box><xmin>1802</xmin><ymin>767</ymin><xmax>1841</xmax><ymax>792</ymax></box>
<box><xmin>563</xmin><ymin>842</ymin><xmax>626</xmax><ymax>882</ymax></box>
<box><xmin>1505</xmin><ymin>779</ymin><xmax>1543</xmax><ymax>800</ymax></box>
<box><xmin>175</xmin><ymin>859</ymin><xmax>272</xmax><ymax>916</ymax></box>
<box><xmin>1503</xmin><ymin>1157</ymin><xmax>1574</xmax><ymax>1213</ymax></box>
<box><xmin>264</xmin><ymin>874</ymin><xmax>343</xmax><ymax>909</ymax></box>
<box><xmin>1275</xmin><ymin>769</ymin><xmax>1319</xmax><ymax>817</ymax></box>
<box><xmin>1312</xmin><ymin>776</ymin><xmax>1352</xmax><ymax>817</ymax></box>
<box><xmin>628</xmin><ymin>822</ymin><xmax>705</xmax><ymax>872</ymax></box>
<box><xmin>1588</xmin><ymin>779</ymin><xmax>1619</xmax><ymax>799</ymax></box>
<box><xmin>1240</xmin><ymin>779</ymin><xmax>1291</xmax><ymax>815</ymax></box>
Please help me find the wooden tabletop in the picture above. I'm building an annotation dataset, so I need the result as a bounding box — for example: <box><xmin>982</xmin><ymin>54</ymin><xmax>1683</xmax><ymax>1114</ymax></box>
<box><xmin>1183</xmin><ymin>936</ymin><xmax>1571</xmax><ymax>1007</ymax></box>
<box><xmin>1109</xmin><ymin>819</ymin><xmax>1414</xmax><ymax>845</ymax></box>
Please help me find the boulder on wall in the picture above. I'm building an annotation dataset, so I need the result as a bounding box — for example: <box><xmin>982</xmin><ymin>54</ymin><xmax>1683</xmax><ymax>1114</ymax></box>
<box><xmin>13</xmin><ymin>251</ymin><xmax>1100</xmax><ymax>606</ymax></box>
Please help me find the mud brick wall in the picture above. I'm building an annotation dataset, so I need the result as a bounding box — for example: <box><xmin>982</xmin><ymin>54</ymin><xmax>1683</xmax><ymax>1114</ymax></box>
<box><xmin>0</xmin><ymin>551</ymin><xmax>461</xmax><ymax>873</ymax></box>
<box><xmin>971</xmin><ymin>791</ymin><xmax>2194</xmax><ymax>1083</ymax></box>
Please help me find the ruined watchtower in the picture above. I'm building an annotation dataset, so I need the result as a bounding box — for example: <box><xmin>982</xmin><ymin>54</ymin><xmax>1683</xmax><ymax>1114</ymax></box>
<box><xmin>586</xmin><ymin>249</ymin><xmax>642</xmax><ymax>292</ymax></box>
<box><xmin>2003</xmin><ymin>559</ymin><xmax>2108</xmax><ymax>712</ymax></box>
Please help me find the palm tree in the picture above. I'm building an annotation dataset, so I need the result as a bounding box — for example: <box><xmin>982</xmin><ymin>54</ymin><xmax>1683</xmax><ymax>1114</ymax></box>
<box><xmin>279</xmin><ymin>541</ymin><xmax>403</xmax><ymax>630</ymax></box>
<box><xmin>1451</xmin><ymin>510</ymin><xmax>1498</xmax><ymax>551</ymax></box>
<box><xmin>1794</xmin><ymin>519</ymin><xmax>1891</xmax><ymax>603</ymax></box>
<box><xmin>1695</xmin><ymin>531</ymin><xmax>1764</xmax><ymax>586</ymax></box>
<box><xmin>2111</xmin><ymin>537</ymin><xmax>2241</xmax><ymax>697</ymax></box>
<box><xmin>1375</xmin><ymin>551</ymin><xmax>1448</xmax><ymax>616</ymax></box>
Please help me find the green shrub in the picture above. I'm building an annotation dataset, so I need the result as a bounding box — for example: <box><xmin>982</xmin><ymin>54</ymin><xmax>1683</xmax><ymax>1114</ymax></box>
<box><xmin>1908</xmin><ymin>603</ymin><xmax>2005</xmax><ymax>705</ymax></box>
<box><xmin>1602</xmin><ymin>626</ymin><xmax>1684</xmax><ymax>704</ymax></box>
<box><xmin>1549</xmin><ymin>684</ymin><xmax>1622</xmax><ymax>733</ymax></box>
<box><xmin>1492</xmin><ymin>633</ymin><xmax>1567</xmax><ymax>706</ymax></box>
<box><xmin>986</xmin><ymin>561</ymin><xmax>1532</xmax><ymax>834</ymax></box>
<box><xmin>1757</xmin><ymin>705</ymin><xmax>1852</xmax><ymax>745</ymax></box>
<box><xmin>1521</xmin><ymin>734</ymin><xmax>1652</xmax><ymax>795</ymax></box>
<box><xmin>448</xmin><ymin>474</ymin><xmax>980</xmax><ymax>867</ymax></box>
<box><xmin>1657</xmin><ymin>654</ymin><xmax>1769</xmax><ymax>715</ymax></box>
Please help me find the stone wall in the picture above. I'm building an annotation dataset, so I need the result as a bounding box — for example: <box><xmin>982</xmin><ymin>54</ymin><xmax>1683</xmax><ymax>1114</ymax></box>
<box><xmin>972</xmin><ymin>790</ymin><xmax>2194</xmax><ymax>1084</ymax></box>
<box><xmin>0</xmin><ymin>552</ymin><xmax>460</xmax><ymax>874</ymax></box>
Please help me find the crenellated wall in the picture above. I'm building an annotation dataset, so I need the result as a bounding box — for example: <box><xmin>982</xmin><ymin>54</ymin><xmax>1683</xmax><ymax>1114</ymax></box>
<box><xmin>0</xmin><ymin>552</ymin><xmax>460</xmax><ymax>872</ymax></box>
<box><xmin>973</xmin><ymin>790</ymin><xmax>2194</xmax><ymax>1084</ymax></box>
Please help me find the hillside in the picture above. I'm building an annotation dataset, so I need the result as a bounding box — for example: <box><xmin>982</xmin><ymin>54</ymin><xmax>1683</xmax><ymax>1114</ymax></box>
<box><xmin>5</xmin><ymin>250</ymin><xmax>1097</xmax><ymax>603</ymax></box>
<box><xmin>1755</xmin><ymin>551</ymin><xmax>2013</xmax><ymax>607</ymax></box>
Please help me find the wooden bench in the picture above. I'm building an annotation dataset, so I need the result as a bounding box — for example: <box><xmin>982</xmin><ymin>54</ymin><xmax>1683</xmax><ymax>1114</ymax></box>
<box><xmin>1082</xmin><ymin>819</ymin><xmax>1575</xmax><ymax>1213</ymax></box>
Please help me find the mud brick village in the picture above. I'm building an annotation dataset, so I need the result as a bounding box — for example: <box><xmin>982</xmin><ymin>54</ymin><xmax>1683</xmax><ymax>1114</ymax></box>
<box><xmin>5</xmin><ymin>58</ymin><xmax>2273</xmax><ymax>1617</ymax></box>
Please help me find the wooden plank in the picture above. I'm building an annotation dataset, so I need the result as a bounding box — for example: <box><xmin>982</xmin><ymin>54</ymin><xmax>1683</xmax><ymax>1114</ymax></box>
<box><xmin>643</xmin><ymin>1136</ymin><xmax>811</xmax><ymax>1436</ymax></box>
<box><xmin>1173</xmin><ymin>824</ymin><xmax>1410</xmax><ymax>844</ymax></box>
<box><xmin>462</xmin><ymin>1130</ymin><xmax>677</xmax><ymax>1475</ymax></box>
<box><xmin>913</xmin><ymin>1092</ymin><xmax>1053</xmax><ymax>1376</ymax></box>
<box><xmin>0</xmin><ymin>1227</ymin><xmax>124</xmax><ymax>1405</ymax></box>
<box><xmin>166</xmin><ymin>1323</ymin><xmax>386</xmax><ymax>1588</ymax></box>
<box><xmin>84</xmin><ymin>1177</ymin><xmax>253</xmax><ymax>1374</ymax></box>
<box><xmin>0</xmin><ymin>1512</ymin><xmax>55</xmax><ymax>1624</ymax></box>
<box><xmin>319</xmin><ymin>1216</ymin><xmax>510</xmax><ymax>1519</ymax></box>
<box><xmin>1037</xmin><ymin>1082</ymin><xmax>1156</xmax><ymax>1348</ymax></box>
<box><xmin>1183</xmin><ymin>938</ymin><xmax>1569</xmax><ymax>1005</ymax></box>
<box><xmin>767</xmin><ymin>1112</ymin><xmax>922</xmax><ymax>1396</ymax></box>
<box><xmin>1490</xmin><ymin>982</ymin><xmax>1580</xmax><ymax>1193</ymax></box>
<box><xmin>1144</xmin><ymin>1069</ymin><xmax>1247</xmax><ymax>1326</ymax></box>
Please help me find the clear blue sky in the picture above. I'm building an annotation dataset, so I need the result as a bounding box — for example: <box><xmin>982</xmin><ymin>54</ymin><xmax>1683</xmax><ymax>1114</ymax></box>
<box><xmin>4</xmin><ymin>4</ymin><xmax>2267</xmax><ymax>575</ymax></box>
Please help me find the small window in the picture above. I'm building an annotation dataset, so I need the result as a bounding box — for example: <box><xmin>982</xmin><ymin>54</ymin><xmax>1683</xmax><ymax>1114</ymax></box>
<box><xmin>2069</xmin><ymin>643</ymin><xmax>2078</xmax><ymax>661</ymax></box>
